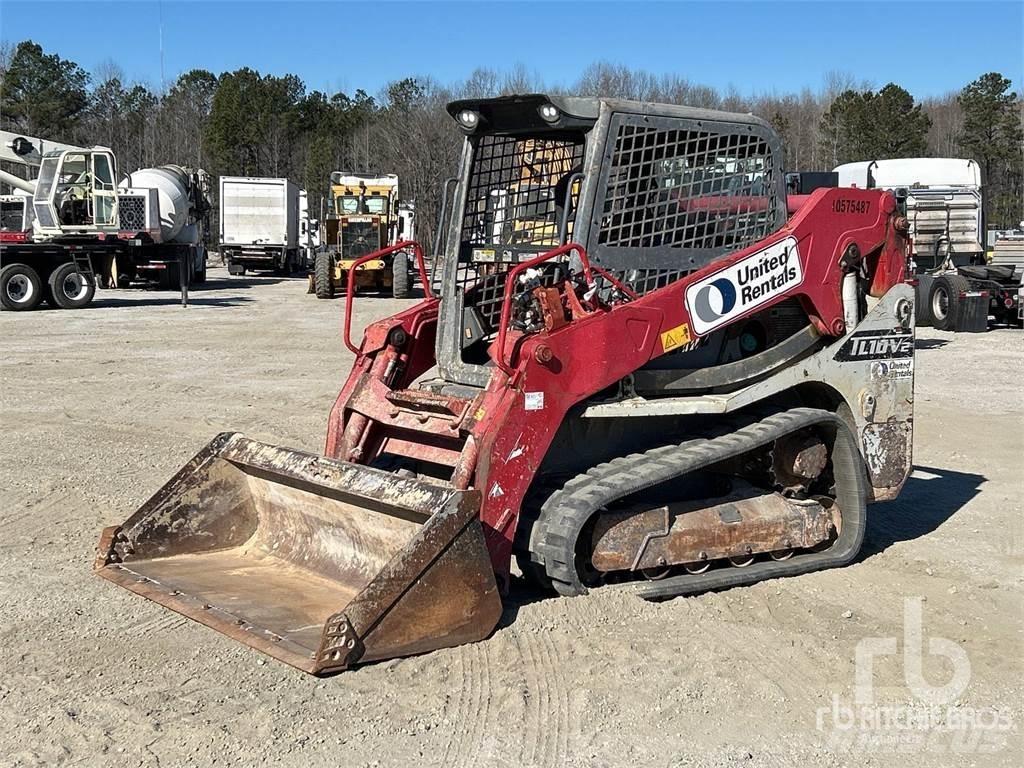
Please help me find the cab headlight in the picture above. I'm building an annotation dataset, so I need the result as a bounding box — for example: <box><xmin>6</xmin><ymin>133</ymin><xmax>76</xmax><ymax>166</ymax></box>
<box><xmin>538</xmin><ymin>103</ymin><xmax>561</xmax><ymax>123</ymax></box>
<box><xmin>457</xmin><ymin>110</ymin><xmax>480</xmax><ymax>130</ymax></box>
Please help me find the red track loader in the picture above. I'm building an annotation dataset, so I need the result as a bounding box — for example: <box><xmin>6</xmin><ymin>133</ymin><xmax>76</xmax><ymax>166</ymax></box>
<box><xmin>96</xmin><ymin>95</ymin><xmax>916</xmax><ymax>674</ymax></box>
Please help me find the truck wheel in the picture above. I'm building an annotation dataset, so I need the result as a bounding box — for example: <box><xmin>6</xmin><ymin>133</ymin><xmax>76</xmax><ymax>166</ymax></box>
<box><xmin>392</xmin><ymin>251</ymin><xmax>411</xmax><ymax>298</ymax></box>
<box><xmin>914</xmin><ymin>285</ymin><xmax>934</xmax><ymax>327</ymax></box>
<box><xmin>0</xmin><ymin>263</ymin><xmax>44</xmax><ymax>311</ymax></box>
<box><xmin>47</xmin><ymin>262</ymin><xmax>96</xmax><ymax>309</ymax></box>
<box><xmin>314</xmin><ymin>252</ymin><xmax>334</xmax><ymax>299</ymax></box>
<box><xmin>929</xmin><ymin>275</ymin><xmax>971</xmax><ymax>331</ymax></box>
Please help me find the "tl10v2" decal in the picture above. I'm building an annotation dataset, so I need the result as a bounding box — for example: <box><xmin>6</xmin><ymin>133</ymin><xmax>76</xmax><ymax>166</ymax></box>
<box><xmin>834</xmin><ymin>328</ymin><xmax>914</xmax><ymax>361</ymax></box>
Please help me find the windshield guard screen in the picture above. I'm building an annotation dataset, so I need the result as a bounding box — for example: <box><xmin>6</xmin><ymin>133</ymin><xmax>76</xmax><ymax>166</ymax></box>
<box><xmin>460</xmin><ymin>135</ymin><xmax>585</xmax><ymax>252</ymax></box>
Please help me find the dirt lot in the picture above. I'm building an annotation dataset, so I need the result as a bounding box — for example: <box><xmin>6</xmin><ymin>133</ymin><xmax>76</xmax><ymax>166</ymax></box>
<box><xmin>1</xmin><ymin>268</ymin><xmax>1021</xmax><ymax>767</ymax></box>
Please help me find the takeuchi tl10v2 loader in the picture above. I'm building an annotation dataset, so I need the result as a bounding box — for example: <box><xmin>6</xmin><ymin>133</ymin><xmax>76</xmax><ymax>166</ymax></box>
<box><xmin>96</xmin><ymin>95</ymin><xmax>916</xmax><ymax>675</ymax></box>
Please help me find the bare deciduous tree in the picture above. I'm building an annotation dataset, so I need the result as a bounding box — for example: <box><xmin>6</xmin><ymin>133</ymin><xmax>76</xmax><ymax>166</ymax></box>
<box><xmin>2</xmin><ymin>41</ymin><xmax>1020</xmax><ymax>230</ymax></box>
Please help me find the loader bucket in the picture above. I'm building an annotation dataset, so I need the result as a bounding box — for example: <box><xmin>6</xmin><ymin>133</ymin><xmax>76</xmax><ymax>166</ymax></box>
<box><xmin>95</xmin><ymin>433</ymin><xmax>502</xmax><ymax>675</ymax></box>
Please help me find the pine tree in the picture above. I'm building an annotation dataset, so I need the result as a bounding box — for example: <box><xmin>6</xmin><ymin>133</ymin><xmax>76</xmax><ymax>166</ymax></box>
<box><xmin>958</xmin><ymin>73</ymin><xmax>1023</xmax><ymax>229</ymax></box>
<box><xmin>0</xmin><ymin>41</ymin><xmax>90</xmax><ymax>138</ymax></box>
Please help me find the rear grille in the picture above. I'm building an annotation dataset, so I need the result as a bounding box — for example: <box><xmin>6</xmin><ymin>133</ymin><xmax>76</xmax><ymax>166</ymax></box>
<box><xmin>118</xmin><ymin>195</ymin><xmax>147</xmax><ymax>232</ymax></box>
<box><xmin>341</xmin><ymin>221</ymin><xmax>381</xmax><ymax>259</ymax></box>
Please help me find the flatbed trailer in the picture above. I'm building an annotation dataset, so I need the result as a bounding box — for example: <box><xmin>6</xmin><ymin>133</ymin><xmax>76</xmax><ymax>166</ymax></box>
<box><xmin>0</xmin><ymin>236</ymin><xmax>203</xmax><ymax>311</ymax></box>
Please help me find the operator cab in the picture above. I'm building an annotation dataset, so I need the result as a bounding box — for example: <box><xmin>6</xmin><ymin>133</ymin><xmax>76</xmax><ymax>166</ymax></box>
<box><xmin>32</xmin><ymin>148</ymin><xmax>119</xmax><ymax>237</ymax></box>
<box><xmin>435</xmin><ymin>94</ymin><xmax>787</xmax><ymax>387</ymax></box>
<box><xmin>336</xmin><ymin>194</ymin><xmax>390</xmax><ymax>216</ymax></box>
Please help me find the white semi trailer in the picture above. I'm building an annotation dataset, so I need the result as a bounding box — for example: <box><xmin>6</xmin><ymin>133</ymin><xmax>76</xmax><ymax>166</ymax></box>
<box><xmin>833</xmin><ymin>158</ymin><xmax>1020</xmax><ymax>329</ymax></box>
<box><xmin>219</xmin><ymin>176</ymin><xmax>302</xmax><ymax>275</ymax></box>
<box><xmin>298</xmin><ymin>189</ymin><xmax>320</xmax><ymax>269</ymax></box>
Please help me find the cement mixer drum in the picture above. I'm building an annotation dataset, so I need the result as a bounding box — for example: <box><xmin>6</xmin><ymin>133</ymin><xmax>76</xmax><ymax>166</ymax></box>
<box><xmin>120</xmin><ymin>165</ymin><xmax>195</xmax><ymax>243</ymax></box>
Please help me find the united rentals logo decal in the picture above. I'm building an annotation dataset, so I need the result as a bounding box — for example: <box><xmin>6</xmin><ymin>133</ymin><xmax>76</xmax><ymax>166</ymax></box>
<box><xmin>834</xmin><ymin>328</ymin><xmax>914</xmax><ymax>361</ymax></box>
<box><xmin>685</xmin><ymin>236</ymin><xmax>802</xmax><ymax>335</ymax></box>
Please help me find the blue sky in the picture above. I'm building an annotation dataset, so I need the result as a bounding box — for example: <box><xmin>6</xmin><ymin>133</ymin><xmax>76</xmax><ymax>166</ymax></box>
<box><xmin>2</xmin><ymin>1</ymin><xmax>1021</xmax><ymax>98</ymax></box>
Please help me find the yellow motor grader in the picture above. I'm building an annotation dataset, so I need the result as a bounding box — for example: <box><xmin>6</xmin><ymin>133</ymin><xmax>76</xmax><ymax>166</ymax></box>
<box><xmin>309</xmin><ymin>172</ymin><xmax>415</xmax><ymax>298</ymax></box>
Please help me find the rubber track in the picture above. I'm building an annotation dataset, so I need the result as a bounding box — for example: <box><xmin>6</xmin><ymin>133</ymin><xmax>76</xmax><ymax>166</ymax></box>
<box><xmin>533</xmin><ymin>407</ymin><xmax>868</xmax><ymax>599</ymax></box>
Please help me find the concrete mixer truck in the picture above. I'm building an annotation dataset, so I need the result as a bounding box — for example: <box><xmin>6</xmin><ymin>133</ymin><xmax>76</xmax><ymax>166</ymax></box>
<box><xmin>0</xmin><ymin>131</ymin><xmax>212</xmax><ymax>310</ymax></box>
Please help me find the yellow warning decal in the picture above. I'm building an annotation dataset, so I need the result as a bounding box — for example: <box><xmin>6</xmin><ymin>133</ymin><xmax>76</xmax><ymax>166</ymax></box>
<box><xmin>660</xmin><ymin>322</ymin><xmax>692</xmax><ymax>352</ymax></box>
<box><xmin>473</xmin><ymin>408</ymin><xmax>487</xmax><ymax>421</ymax></box>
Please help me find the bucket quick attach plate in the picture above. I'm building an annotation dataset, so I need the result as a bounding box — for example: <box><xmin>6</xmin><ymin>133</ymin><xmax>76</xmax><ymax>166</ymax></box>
<box><xmin>95</xmin><ymin>433</ymin><xmax>502</xmax><ymax>675</ymax></box>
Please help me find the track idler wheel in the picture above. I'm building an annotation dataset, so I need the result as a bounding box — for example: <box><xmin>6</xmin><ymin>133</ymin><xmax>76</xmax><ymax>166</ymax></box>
<box><xmin>770</xmin><ymin>431</ymin><xmax>828</xmax><ymax>495</ymax></box>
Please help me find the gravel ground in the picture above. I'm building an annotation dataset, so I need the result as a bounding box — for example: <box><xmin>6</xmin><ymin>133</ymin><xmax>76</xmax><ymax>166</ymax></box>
<box><xmin>1</xmin><ymin>267</ymin><xmax>1021</xmax><ymax>767</ymax></box>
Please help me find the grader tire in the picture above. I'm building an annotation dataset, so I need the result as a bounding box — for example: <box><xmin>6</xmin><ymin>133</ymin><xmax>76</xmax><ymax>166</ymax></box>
<box><xmin>392</xmin><ymin>252</ymin><xmax>411</xmax><ymax>299</ymax></box>
<box><xmin>314</xmin><ymin>252</ymin><xmax>334</xmax><ymax>299</ymax></box>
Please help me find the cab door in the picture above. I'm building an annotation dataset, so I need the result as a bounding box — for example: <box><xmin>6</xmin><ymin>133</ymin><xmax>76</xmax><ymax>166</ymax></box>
<box><xmin>90</xmin><ymin>151</ymin><xmax>119</xmax><ymax>231</ymax></box>
<box><xmin>31</xmin><ymin>153</ymin><xmax>62</xmax><ymax>234</ymax></box>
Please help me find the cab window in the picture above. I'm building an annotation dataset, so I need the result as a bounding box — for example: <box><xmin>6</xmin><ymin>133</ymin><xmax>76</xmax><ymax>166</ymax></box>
<box><xmin>337</xmin><ymin>196</ymin><xmax>359</xmax><ymax>214</ymax></box>
<box><xmin>364</xmin><ymin>196</ymin><xmax>386</xmax><ymax>214</ymax></box>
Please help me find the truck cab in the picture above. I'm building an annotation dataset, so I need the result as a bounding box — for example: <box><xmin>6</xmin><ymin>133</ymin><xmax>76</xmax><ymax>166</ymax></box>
<box><xmin>832</xmin><ymin>158</ymin><xmax>1012</xmax><ymax>329</ymax></box>
<box><xmin>834</xmin><ymin>158</ymin><xmax>984</xmax><ymax>271</ymax></box>
<box><xmin>0</xmin><ymin>193</ymin><xmax>31</xmax><ymax>243</ymax></box>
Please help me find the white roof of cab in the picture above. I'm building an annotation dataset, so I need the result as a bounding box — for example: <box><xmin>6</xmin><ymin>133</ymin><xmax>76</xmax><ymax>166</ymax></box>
<box><xmin>833</xmin><ymin>158</ymin><xmax>981</xmax><ymax>189</ymax></box>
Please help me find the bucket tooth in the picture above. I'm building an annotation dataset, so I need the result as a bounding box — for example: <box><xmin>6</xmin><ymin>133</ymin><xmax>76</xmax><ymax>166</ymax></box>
<box><xmin>95</xmin><ymin>433</ymin><xmax>502</xmax><ymax>674</ymax></box>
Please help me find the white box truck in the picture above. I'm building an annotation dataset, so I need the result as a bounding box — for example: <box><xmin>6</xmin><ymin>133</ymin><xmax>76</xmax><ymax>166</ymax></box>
<box><xmin>219</xmin><ymin>176</ymin><xmax>301</xmax><ymax>275</ymax></box>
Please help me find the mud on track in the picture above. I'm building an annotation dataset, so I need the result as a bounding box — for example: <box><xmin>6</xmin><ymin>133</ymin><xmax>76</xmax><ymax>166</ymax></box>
<box><xmin>1</xmin><ymin>268</ymin><xmax>1021</xmax><ymax>767</ymax></box>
